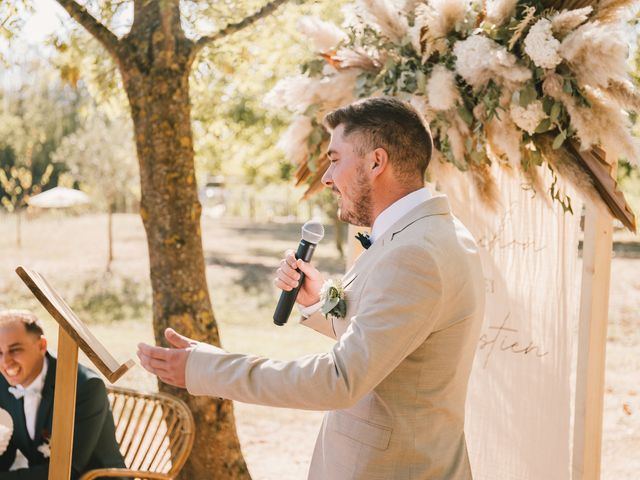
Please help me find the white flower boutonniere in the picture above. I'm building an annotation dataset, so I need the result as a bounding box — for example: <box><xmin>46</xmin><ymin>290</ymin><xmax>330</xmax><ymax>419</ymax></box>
<box><xmin>37</xmin><ymin>438</ymin><xmax>51</xmax><ymax>458</ymax></box>
<box><xmin>320</xmin><ymin>279</ymin><xmax>346</xmax><ymax>321</ymax></box>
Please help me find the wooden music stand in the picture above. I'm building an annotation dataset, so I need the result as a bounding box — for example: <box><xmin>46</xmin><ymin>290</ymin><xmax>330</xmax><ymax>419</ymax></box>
<box><xmin>15</xmin><ymin>266</ymin><xmax>136</xmax><ymax>480</ymax></box>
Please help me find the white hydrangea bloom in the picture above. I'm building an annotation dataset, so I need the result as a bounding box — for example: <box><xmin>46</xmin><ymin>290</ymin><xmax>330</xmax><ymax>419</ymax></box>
<box><xmin>427</xmin><ymin>65</ymin><xmax>460</xmax><ymax>111</ymax></box>
<box><xmin>454</xmin><ymin>35</ymin><xmax>531</xmax><ymax>88</ymax></box>
<box><xmin>510</xmin><ymin>100</ymin><xmax>547</xmax><ymax>134</ymax></box>
<box><xmin>524</xmin><ymin>19</ymin><xmax>562</xmax><ymax>69</ymax></box>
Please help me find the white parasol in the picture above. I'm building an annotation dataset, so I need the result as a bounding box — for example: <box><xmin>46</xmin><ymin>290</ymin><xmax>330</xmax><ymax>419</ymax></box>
<box><xmin>28</xmin><ymin>187</ymin><xmax>90</xmax><ymax>209</ymax></box>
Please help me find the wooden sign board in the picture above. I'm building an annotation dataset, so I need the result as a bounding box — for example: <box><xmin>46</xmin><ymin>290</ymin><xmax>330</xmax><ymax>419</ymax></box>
<box><xmin>15</xmin><ymin>266</ymin><xmax>135</xmax><ymax>382</ymax></box>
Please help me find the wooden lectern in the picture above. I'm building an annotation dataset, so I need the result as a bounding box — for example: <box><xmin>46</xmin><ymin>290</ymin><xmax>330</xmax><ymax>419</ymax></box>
<box><xmin>15</xmin><ymin>266</ymin><xmax>135</xmax><ymax>480</ymax></box>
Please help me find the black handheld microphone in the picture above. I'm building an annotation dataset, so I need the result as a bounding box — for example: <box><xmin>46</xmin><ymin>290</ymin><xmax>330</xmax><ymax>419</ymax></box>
<box><xmin>273</xmin><ymin>220</ymin><xmax>325</xmax><ymax>326</ymax></box>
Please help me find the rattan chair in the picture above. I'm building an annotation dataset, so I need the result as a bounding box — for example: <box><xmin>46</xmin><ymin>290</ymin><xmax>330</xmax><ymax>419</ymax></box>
<box><xmin>80</xmin><ymin>386</ymin><xmax>195</xmax><ymax>480</ymax></box>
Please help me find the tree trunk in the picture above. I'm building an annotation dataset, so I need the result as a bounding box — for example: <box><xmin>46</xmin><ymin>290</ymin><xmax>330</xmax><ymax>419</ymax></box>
<box><xmin>114</xmin><ymin>5</ymin><xmax>249</xmax><ymax>479</ymax></box>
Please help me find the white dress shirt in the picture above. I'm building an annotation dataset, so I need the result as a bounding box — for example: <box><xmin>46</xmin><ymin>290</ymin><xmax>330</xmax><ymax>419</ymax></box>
<box><xmin>298</xmin><ymin>187</ymin><xmax>432</xmax><ymax>317</ymax></box>
<box><xmin>19</xmin><ymin>357</ymin><xmax>48</xmax><ymax>440</ymax></box>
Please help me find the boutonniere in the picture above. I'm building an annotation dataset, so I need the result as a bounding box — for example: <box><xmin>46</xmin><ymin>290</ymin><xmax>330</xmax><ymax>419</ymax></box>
<box><xmin>320</xmin><ymin>279</ymin><xmax>347</xmax><ymax>321</ymax></box>
<box><xmin>37</xmin><ymin>429</ymin><xmax>51</xmax><ymax>458</ymax></box>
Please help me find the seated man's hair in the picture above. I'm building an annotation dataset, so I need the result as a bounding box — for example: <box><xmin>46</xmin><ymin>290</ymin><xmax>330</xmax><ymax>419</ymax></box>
<box><xmin>0</xmin><ymin>310</ymin><xmax>45</xmax><ymax>337</ymax></box>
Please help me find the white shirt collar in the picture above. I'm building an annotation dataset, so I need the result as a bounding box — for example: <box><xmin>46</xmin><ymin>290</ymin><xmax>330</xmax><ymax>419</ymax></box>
<box><xmin>370</xmin><ymin>187</ymin><xmax>431</xmax><ymax>243</ymax></box>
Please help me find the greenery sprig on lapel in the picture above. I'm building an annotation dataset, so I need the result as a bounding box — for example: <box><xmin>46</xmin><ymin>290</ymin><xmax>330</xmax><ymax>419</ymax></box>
<box><xmin>320</xmin><ymin>279</ymin><xmax>346</xmax><ymax>321</ymax></box>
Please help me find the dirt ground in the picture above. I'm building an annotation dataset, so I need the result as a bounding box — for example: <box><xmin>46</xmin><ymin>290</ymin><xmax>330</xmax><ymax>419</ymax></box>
<box><xmin>0</xmin><ymin>212</ymin><xmax>637</xmax><ymax>479</ymax></box>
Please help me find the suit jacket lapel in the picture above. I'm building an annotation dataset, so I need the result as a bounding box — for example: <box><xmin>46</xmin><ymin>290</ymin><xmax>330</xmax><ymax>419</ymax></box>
<box><xmin>344</xmin><ymin>195</ymin><xmax>452</xmax><ymax>280</ymax></box>
<box><xmin>34</xmin><ymin>353</ymin><xmax>56</xmax><ymax>444</ymax></box>
<box><xmin>5</xmin><ymin>389</ymin><xmax>29</xmax><ymax>450</ymax></box>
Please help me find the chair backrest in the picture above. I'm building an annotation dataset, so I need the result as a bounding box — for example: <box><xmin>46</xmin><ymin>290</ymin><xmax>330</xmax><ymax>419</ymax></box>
<box><xmin>107</xmin><ymin>386</ymin><xmax>195</xmax><ymax>476</ymax></box>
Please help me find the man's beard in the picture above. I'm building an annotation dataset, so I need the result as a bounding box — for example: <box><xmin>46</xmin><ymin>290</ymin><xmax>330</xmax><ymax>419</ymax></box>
<box><xmin>337</xmin><ymin>166</ymin><xmax>372</xmax><ymax>227</ymax></box>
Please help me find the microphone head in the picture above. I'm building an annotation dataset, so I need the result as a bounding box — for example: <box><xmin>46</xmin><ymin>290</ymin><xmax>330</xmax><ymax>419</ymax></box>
<box><xmin>301</xmin><ymin>221</ymin><xmax>324</xmax><ymax>245</ymax></box>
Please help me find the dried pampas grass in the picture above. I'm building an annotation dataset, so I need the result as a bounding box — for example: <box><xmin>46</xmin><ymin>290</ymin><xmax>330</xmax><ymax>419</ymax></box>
<box><xmin>427</xmin><ymin>65</ymin><xmax>460</xmax><ymax>111</ymax></box>
<box><xmin>446</xmin><ymin>124</ymin><xmax>467</xmax><ymax>166</ymax></box>
<box><xmin>560</xmin><ymin>87</ymin><xmax>639</xmax><ymax>165</ymax></box>
<box><xmin>560</xmin><ymin>21</ymin><xmax>629</xmax><ymax>89</ymax></box>
<box><xmin>550</xmin><ymin>7</ymin><xmax>592</xmax><ymax>36</ymax></box>
<box><xmin>606</xmin><ymin>79</ymin><xmax>640</xmax><ymax>113</ymax></box>
<box><xmin>486</xmin><ymin>114</ymin><xmax>523</xmax><ymax>165</ymax></box>
<box><xmin>536</xmin><ymin>133</ymin><xmax>606</xmax><ymax>215</ymax></box>
<box><xmin>317</xmin><ymin>70</ymin><xmax>361</xmax><ymax>111</ymax></box>
<box><xmin>358</xmin><ymin>0</ymin><xmax>409</xmax><ymax>42</ymax></box>
<box><xmin>592</xmin><ymin>0</ymin><xmax>638</xmax><ymax>23</ymax></box>
<box><xmin>264</xmin><ymin>75</ymin><xmax>319</xmax><ymax>113</ymax></box>
<box><xmin>334</xmin><ymin>47</ymin><xmax>381</xmax><ymax>70</ymax></box>
<box><xmin>469</xmin><ymin>161</ymin><xmax>501</xmax><ymax>210</ymax></box>
<box><xmin>485</xmin><ymin>0</ymin><xmax>519</xmax><ymax>27</ymax></box>
<box><xmin>297</xmin><ymin>16</ymin><xmax>348</xmax><ymax>54</ymax></box>
<box><xmin>278</xmin><ymin>116</ymin><xmax>313</xmax><ymax>166</ymax></box>
<box><xmin>421</xmin><ymin>0</ymin><xmax>468</xmax><ymax>39</ymax></box>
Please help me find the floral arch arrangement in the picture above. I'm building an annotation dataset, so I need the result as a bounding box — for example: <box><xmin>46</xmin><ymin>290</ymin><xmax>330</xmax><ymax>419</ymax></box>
<box><xmin>266</xmin><ymin>0</ymin><xmax>638</xmax><ymax>231</ymax></box>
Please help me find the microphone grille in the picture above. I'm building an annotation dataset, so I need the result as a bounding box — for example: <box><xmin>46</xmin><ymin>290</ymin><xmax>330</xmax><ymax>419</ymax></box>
<box><xmin>301</xmin><ymin>221</ymin><xmax>324</xmax><ymax>244</ymax></box>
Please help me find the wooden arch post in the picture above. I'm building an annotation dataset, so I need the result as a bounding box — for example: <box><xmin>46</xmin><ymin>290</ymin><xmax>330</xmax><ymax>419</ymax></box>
<box><xmin>572</xmin><ymin>202</ymin><xmax>614</xmax><ymax>480</ymax></box>
<box><xmin>15</xmin><ymin>266</ymin><xmax>135</xmax><ymax>480</ymax></box>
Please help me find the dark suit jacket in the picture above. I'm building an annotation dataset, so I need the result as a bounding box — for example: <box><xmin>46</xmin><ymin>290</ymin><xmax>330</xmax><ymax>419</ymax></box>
<box><xmin>0</xmin><ymin>353</ymin><xmax>125</xmax><ymax>479</ymax></box>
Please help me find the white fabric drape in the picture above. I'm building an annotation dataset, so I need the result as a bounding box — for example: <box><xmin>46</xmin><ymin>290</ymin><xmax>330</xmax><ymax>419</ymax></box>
<box><xmin>435</xmin><ymin>164</ymin><xmax>582</xmax><ymax>480</ymax></box>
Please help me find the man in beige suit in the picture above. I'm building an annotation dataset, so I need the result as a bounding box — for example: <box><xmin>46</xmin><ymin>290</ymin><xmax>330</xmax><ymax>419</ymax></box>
<box><xmin>138</xmin><ymin>97</ymin><xmax>485</xmax><ymax>479</ymax></box>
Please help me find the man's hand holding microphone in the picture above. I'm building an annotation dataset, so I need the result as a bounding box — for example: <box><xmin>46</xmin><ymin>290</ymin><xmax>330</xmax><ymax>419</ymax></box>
<box><xmin>273</xmin><ymin>249</ymin><xmax>324</xmax><ymax>309</ymax></box>
<box><xmin>272</xmin><ymin>221</ymin><xmax>325</xmax><ymax>325</ymax></box>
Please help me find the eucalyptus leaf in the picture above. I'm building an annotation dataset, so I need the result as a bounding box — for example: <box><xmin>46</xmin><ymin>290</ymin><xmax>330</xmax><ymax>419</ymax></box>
<box><xmin>552</xmin><ymin>130</ymin><xmax>567</xmax><ymax>150</ymax></box>
<box><xmin>458</xmin><ymin>105</ymin><xmax>473</xmax><ymax>126</ymax></box>
<box><xmin>321</xmin><ymin>297</ymin><xmax>340</xmax><ymax>315</ymax></box>
<box><xmin>535</xmin><ymin>118</ymin><xmax>552</xmax><ymax>133</ymax></box>
<box><xmin>563</xmin><ymin>79</ymin><xmax>573</xmax><ymax>94</ymax></box>
<box><xmin>519</xmin><ymin>83</ymin><xmax>536</xmax><ymax>107</ymax></box>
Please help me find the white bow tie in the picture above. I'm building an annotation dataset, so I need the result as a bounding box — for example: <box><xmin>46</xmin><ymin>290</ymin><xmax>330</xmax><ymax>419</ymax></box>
<box><xmin>8</xmin><ymin>385</ymin><xmax>41</xmax><ymax>400</ymax></box>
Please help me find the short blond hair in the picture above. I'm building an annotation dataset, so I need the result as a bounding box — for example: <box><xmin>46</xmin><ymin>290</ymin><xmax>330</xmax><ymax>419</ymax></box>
<box><xmin>0</xmin><ymin>310</ymin><xmax>45</xmax><ymax>337</ymax></box>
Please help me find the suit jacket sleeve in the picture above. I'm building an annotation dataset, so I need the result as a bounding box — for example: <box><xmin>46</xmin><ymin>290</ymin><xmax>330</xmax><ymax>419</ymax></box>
<box><xmin>0</xmin><ymin>443</ymin><xmax>17</xmax><ymax>472</ymax></box>
<box><xmin>0</xmin><ymin>377</ymin><xmax>109</xmax><ymax>480</ymax></box>
<box><xmin>299</xmin><ymin>311</ymin><xmax>337</xmax><ymax>339</ymax></box>
<box><xmin>186</xmin><ymin>245</ymin><xmax>443</xmax><ymax>410</ymax></box>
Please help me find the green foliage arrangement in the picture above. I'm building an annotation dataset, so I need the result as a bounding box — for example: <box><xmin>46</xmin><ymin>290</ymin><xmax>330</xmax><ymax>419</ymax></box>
<box><xmin>268</xmin><ymin>0</ymin><xmax>639</xmax><ymax>230</ymax></box>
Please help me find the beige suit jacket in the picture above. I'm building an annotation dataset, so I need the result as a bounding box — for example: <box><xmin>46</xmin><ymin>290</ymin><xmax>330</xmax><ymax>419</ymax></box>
<box><xmin>186</xmin><ymin>195</ymin><xmax>485</xmax><ymax>479</ymax></box>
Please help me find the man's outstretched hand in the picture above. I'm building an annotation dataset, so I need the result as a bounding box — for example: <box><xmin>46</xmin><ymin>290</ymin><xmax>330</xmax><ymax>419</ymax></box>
<box><xmin>137</xmin><ymin>328</ymin><xmax>197</xmax><ymax>389</ymax></box>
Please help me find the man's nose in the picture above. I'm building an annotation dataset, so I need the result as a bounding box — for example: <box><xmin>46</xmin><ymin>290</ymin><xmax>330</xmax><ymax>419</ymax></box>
<box><xmin>1</xmin><ymin>355</ymin><xmax>13</xmax><ymax>368</ymax></box>
<box><xmin>321</xmin><ymin>167</ymin><xmax>332</xmax><ymax>187</ymax></box>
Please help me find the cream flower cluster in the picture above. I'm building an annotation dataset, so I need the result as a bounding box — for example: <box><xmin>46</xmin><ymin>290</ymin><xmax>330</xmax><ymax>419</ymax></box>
<box><xmin>510</xmin><ymin>101</ymin><xmax>547</xmax><ymax>135</ymax></box>
<box><xmin>454</xmin><ymin>35</ymin><xmax>530</xmax><ymax>89</ymax></box>
<box><xmin>524</xmin><ymin>19</ymin><xmax>562</xmax><ymax>69</ymax></box>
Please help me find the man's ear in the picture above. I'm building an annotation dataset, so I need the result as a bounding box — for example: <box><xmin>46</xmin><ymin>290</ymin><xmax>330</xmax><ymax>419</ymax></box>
<box><xmin>39</xmin><ymin>336</ymin><xmax>47</xmax><ymax>354</ymax></box>
<box><xmin>370</xmin><ymin>147</ymin><xmax>389</xmax><ymax>177</ymax></box>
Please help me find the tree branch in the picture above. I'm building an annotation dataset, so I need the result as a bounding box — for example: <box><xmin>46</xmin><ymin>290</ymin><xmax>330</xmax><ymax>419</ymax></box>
<box><xmin>54</xmin><ymin>0</ymin><xmax>120</xmax><ymax>58</ymax></box>
<box><xmin>193</xmin><ymin>0</ymin><xmax>291</xmax><ymax>55</ymax></box>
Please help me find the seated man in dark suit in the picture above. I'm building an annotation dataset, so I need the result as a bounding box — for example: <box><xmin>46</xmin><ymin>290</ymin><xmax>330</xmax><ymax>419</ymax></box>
<box><xmin>0</xmin><ymin>309</ymin><xmax>125</xmax><ymax>479</ymax></box>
